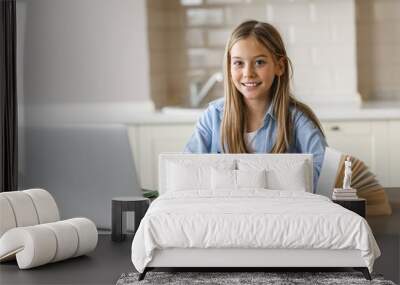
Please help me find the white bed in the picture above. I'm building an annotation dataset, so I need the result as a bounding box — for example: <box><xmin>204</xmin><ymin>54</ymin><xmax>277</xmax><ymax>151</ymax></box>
<box><xmin>131</xmin><ymin>153</ymin><xmax>380</xmax><ymax>280</ymax></box>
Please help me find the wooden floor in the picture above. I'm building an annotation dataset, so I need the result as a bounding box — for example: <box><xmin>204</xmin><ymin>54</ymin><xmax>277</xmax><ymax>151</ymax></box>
<box><xmin>1</xmin><ymin>189</ymin><xmax>399</xmax><ymax>285</ymax></box>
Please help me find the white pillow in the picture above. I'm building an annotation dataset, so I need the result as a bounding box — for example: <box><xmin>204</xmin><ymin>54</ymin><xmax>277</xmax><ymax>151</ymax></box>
<box><xmin>167</xmin><ymin>162</ymin><xmax>208</xmax><ymax>191</ymax></box>
<box><xmin>237</xmin><ymin>169</ymin><xmax>267</xmax><ymax>189</ymax></box>
<box><xmin>211</xmin><ymin>168</ymin><xmax>236</xmax><ymax>190</ymax></box>
<box><xmin>266</xmin><ymin>161</ymin><xmax>308</xmax><ymax>191</ymax></box>
<box><xmin>211</xmin><ymin>168</ymin><xmax>267</xmax><ymax>190</ymax></box>
<box><xmin>238</xmin><ymin>159</ymin><xmax>309</xmax><ymax>192</ymax></box>
<box><xmin>167</xmin><ymin>160</ymin><xmax>235</xmax><ymax>192</ymax></box>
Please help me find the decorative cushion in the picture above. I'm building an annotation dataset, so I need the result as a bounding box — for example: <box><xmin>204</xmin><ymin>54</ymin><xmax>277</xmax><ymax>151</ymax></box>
<box><xmin>237</xmin><ymin>169</ymin><xmax>267</xmax><ymax>189</ymax></box>
<box><xmin>211</xmin><ymin>169</ymin><xmax>267</xmax><ymax>190</ymax></box>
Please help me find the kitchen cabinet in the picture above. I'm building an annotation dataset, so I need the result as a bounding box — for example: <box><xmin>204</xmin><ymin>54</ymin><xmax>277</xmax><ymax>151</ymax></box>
<box><xmin>389</xmin><ymin>121</ymin><xmax>400</xmax><ymax>187</ymax></box>
<box><xmin>128</xmin><ymin>124</ymin><xmax>194</xmax><ymax>190</ymax></box>
<box><xmin>128</xmin><ymin>119</ymin><xmax>399</xmax><ymax>190</ymax></box>
<box><xmin>322</xmin><ymin>121</ymin><xmax>389</xmax><ymax>186</ymax></box>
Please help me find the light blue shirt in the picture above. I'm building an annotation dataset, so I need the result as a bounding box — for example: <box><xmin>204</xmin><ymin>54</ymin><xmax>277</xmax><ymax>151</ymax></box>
<box><xmin>184</xmin><ymin>98</ymin><xmax>327</xmax><ymax>193</ymax></box>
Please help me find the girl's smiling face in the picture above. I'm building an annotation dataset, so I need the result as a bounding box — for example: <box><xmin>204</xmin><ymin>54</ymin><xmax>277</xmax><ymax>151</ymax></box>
<box><xmin>230</xmin><ymin>36</ymin><xmax>284</xmax><ymax>103</ymax></box>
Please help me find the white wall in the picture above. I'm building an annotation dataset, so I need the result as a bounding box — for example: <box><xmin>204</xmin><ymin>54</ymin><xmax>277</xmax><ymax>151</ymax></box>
<box><xmin>16</xmin><ymin>0</ymin><xmax>151</xmax><ymax>227</ymax></box>
<box><xmin>19</xmin><ymin>0</ymin><xmax>149</xmax><ymax>105</ymax></box>
<box><xmin>14</xmin><ymin>0</ymin><xmax>150</xmax><ymax>127</ymax></box>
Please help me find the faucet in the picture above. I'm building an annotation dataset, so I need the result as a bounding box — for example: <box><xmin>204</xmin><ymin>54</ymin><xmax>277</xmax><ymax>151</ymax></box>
<box><xmin>189</xmin><ymin>72</ymin><xmax>223</xmax><ymax>108</ymax></box>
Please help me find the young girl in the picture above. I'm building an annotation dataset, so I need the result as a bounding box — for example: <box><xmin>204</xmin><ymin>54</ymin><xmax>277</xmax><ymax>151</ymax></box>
<box><xmin>184</xmin><ymin>20</ymin><xmax>327</xmax><ymax>193</ymax></box>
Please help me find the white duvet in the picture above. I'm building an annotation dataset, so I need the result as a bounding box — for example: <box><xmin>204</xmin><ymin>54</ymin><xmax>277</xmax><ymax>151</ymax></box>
<box><xmin>131</xmin><ymin>190</ymin><xmax>380</xmax><ymax>273</ymax></box>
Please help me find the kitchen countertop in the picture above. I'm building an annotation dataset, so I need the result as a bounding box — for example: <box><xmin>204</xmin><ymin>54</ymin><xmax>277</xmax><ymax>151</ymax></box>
<box><xmin>144</xmin><ymin>100</ymin><xmax>400</xmax><ymax>124</ymax></box>
<box><xmin>24</xmin><ymin>100</ymin><xmax>400</xmax><ymax>126</ymax></box>
<box><xmin>313</xmin><ymin>100</ymin><xmax>400</xmax><ymax>121</ymax></box>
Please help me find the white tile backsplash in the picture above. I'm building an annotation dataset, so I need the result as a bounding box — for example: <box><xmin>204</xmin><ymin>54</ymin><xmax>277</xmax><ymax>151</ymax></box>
<box><xmin>207</xmin><ymin>28</ymin><xmax>231</xmax><ymax>46</ymax></box>
<box><xmin>186</xmin><ymin>8</ymin><xmax>224</xmax><ymax>26</ymax></box>
<box><xmin>265</xmin><ymin>4</ymin><xmax>274</xmax><ymax>23</ymax></box>
<box><xmin>206</xmin><ymin>0</ymin><xmax>242</xmax><ymax>4</ymax></box>
<box><xmin>312</xmin><ymin>45</ymin><xmax>355</xmax><ymax>66</ymax></box>
<box><xmin>224</xmin><ymin>5</ymin><xmax>267</xmax><ymax>26</ymax></box>
<box><xmin>187</xmin><ymin>48</ymin><xmax>223</xmax><ymax>69</ymax></box>
<box><xmin>293</xmin><ymin>66</ymin><xmax>333</xmax><ymax>93</ymax></box>
<box><xmin>313</xmin><ymin>0</ymin><xmax>355</xmax><ymax>24</ymax></box>
<box><xmin>148</xmin><ymin>0</ymin><xmax>400</xmax><ymax>107</ymax></box>
<box><xmin>272</xmin><ymin>2</ymin><xmax>313</xmax><ymax>24</ymax></box>
<box><xmin>309</xmin><ymin>2</ymin><xmax>317</xmax><ymax>23</ymax></box>
<box><xmin>205</xmin><ymin>49</ymin><xmax>224</xmax><ymax>68</ymax></box>
<box><xmin>289</xmin><ymin>24</ymin><xmax>333</xmax><ymax>45</ymax></box>
<box><xmin>187</xmin><ymin>48</ymin><xmax>207</xmax><ymax>68</ymax></box>
<box><xmin>331</xmin><ymin>23</ymin><xmax>356</xmax><ymax>44</ymax></box>
<box><xmin>286</xmin><ymin>46</ymin><xmax>312</xmax><ymax>66</ymax></box>
<box><xmin>185</xmin><ymin>28</ymin><xmax>205</xmax><ymax>47</ymax></box>
<box><xmin>332</xmin><ymin>67</ymin><xmax>357</xmax><ymax>93</ymax></box>
<box><xmin>181</xmin><ymin>0</ymin><xmax>203</xmax><ymax>6</ymax></box>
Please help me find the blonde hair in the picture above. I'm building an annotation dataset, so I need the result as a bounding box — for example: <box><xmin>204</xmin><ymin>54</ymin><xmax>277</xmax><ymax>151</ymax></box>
<box><xmin>221</xmin><ymin>20</ymin><xmax>324</xmax><ymax>153</ymax></box>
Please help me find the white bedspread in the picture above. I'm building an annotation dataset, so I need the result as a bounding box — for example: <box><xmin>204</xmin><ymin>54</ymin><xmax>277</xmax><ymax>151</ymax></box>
<box><xmin>131</xmin><ymin>190</ymin><xmax>380</xmax><ymax>273</ymax></box>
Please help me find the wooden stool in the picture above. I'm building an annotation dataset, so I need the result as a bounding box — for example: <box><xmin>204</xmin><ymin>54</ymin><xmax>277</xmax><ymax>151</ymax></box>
<box><xmin>111</xmin><ymin>196</ymin><xmax>150</xmax><ymax>242</ymax></box>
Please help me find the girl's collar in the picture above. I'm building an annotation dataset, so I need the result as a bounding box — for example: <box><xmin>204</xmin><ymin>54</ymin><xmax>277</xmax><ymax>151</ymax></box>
<box><xmin>263</xmin><ymin>101</ymin><xmax>276</xmax><ymax>121</ymax></box>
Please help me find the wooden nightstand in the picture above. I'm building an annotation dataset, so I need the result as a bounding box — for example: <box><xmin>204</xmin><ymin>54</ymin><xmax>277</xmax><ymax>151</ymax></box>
<box><xmin>333</xmin><ymin>198</ymin><xmax>366</xmax><ymax>218</ymax></box>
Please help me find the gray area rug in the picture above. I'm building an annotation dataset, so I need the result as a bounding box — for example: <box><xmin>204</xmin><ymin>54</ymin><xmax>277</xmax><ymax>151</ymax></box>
<box><xmin>116</xmin><ymin>271</ymin><xmax>396</xmax><ymax>285</ymax></box>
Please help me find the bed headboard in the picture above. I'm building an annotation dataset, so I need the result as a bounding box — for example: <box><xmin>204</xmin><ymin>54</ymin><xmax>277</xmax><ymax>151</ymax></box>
<box><xmin>158</xmin><ymin>153</ymin><xmax>313</xmax><ymax>194</ymax></box>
